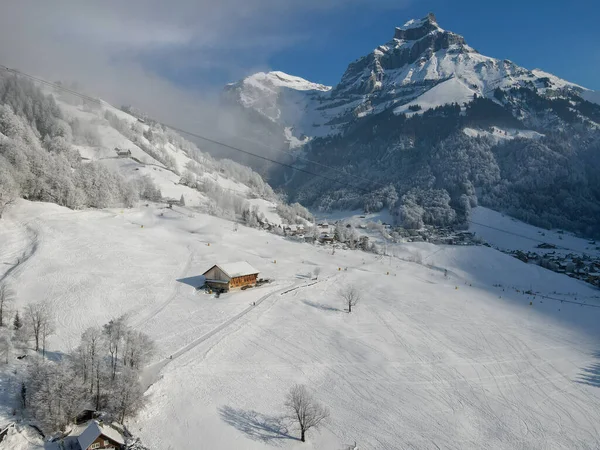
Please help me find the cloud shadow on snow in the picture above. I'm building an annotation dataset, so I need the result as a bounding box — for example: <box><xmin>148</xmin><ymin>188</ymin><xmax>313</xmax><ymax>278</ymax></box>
<box><xmin>218</xmin><ymin>406</ymin><xmax>299</xmax><ymax>445</ymax></box>
<box><xmin>575</xmin><ymin>352</ymin><xmax>600</xmax><ymax>388</ymax></box>
<box><xmin>176</xmin><ymin>275</ymin><xmax>205</xmax><ymax>289</ymax></box>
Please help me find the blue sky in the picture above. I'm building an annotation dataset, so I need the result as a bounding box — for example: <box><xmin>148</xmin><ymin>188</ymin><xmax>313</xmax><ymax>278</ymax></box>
<box><xmin>266</xmin><ymin>0</ymin><xmax>600</xmax><ymax>90</ymax></box>
<box><xmin>1</xmin><ymin>0</ymin><xmax>597</xmax><ymax>124</ymax></box>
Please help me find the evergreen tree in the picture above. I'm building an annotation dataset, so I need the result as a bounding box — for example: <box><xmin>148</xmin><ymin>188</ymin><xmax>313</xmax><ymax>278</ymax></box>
<box><xmin>180</xmin><ymin>194</ymin><xmax>185</xmax><ymax>206</ymax></box>
<box><xmin>13</xmin><ymin>311</ymin><xmax>22</xmax><ymax>330</ymax></box>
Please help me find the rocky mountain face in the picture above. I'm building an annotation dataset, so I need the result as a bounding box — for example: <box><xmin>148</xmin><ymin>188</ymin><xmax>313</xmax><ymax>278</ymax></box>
<box><xmin>223</xmin><ymin>14</ymin><xmax>600</xmax><ymax>237</ymax></box>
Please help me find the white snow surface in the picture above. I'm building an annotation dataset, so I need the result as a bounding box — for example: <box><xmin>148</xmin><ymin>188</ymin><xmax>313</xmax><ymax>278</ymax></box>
<box><xmin>462</xmin><ymin>126</ymin><xmax>545</xmax><ymax>142</ymax></box>
<box><xmin>393</xmin><ymin>77</ymin><xmax>474</xmax><ymax>115</ymax></box>
<box><xmin>470</xmin><ymin>207</ymin><xmax>600</xmax><ymax>257</ymax></box>
<box><xmin>1</xmin><ymin>201</ymin><xmax>600</xmax><ymax>450</ymax></box>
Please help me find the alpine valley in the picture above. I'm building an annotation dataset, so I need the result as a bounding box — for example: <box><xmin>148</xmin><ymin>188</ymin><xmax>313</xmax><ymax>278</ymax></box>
<box><xmin>223</xmin><ymin>13</ymin><xmax>600</xmax><ymax>236</ymax></box>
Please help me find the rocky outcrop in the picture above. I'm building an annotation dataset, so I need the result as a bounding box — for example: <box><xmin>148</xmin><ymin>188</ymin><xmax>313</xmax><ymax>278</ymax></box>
<box><xmin>393</xmin><ymin>12</ymin><xmax>439</xmax><ymax>41</ymax></box>
<box><xmin>333</xmin><ymin>14</ymin><xmax>468</xmax><ymax>97</ymax></box>
<box><xmin>381</xmin><ymin>31</ymin><xmax>466</xmax><ymax>71</ymax></box>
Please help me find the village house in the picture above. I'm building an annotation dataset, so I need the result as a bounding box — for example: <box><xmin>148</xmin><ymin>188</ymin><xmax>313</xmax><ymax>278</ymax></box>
<box><xmin>202</xmin><ymin>261</ymin><xmax>259</xmax><ymax>292</ymax></box>
<box><xmin>114</xmin><ymin>147</ymin><xmax>132</xmax><ymax>158</ymax></box>
<box><xmin>319</xmin><ymin>233</ymin><xmax>334</xmax><ymax>244</ymax></box>
<box><xmin>57</xmin><ymin>420</ymin><xmax>125</xmax><ymax>450</ymax></box>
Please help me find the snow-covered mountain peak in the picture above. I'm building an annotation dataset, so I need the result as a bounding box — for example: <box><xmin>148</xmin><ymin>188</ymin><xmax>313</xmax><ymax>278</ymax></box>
<box><xmin>394</xmin><ymin>12</ymin><xmax>444</xmax><ymax>39</ymax></box>
<box><xmin>225</xmin><ymin>13</ymin><xmax>599</xmax><ymax>148</ymax></box>
<box><xmin>227</xmin><ymin>71</ymin><xmax>330</xmax><ymax>95</ymax></box>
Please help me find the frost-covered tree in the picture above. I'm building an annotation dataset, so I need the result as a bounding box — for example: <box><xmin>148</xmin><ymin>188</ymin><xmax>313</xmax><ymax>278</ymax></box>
<box><xmin>106</xmin><ymin>367</ymin><xmax>146</xmax><ymax>423</ymax></box>
<box><xmin>122</xmin><ymin>329</ymin><xmax>155</xmax><ymax>370</ymax></box>
<box><xmin>313</xmin><ymin>267</ymin><xmax>321</xmax><ymax>280</ymax></box>
<box><xmin>0</xmin><ymin>284</ymin><xmax>14</xmax><ymax>327</ymax></box>
<box><xmin>339</xmin><ymin>285</ymin><xmax>361</xmax><ymax>313</ymax></box>
<box><xmin>0</xmin><ymin>328</ymin><xmax>13</xmax><ymax>363</ymax></box>
<box><xmin>0</xmin><ymin>156</ymin><xmax>18</xmax><ymax>219</ymax></box>
<box><xmin>285</xmin><ymin>384</ymin><xmax>330</xmax><ymax>442</ymax></box>
<box><xmin>13</xmin><ymin>310</ymin><xmax>22</xmax><ymax>331</ymax></box>
<box><xmin>24</xmin><ymin>356</ymin><xmax>88</xmax><ymax>433</ymax></box>
<box><xmin>103</xmin><ymin>316</ymin><xmax>127</xmax><ymax>381</ymax></box>
<box><xmin>25</xmin><ymin>301</ymin><xmax>53</xmax><ymax>353</ymax></box>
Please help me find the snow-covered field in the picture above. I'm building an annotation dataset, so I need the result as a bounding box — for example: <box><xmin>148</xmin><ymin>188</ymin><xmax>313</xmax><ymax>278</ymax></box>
<box><xmin>1</xmin><ymin>201</ymin><xmax>600</xmax><ymax>449</ymax></box>
<box><xmin>470</xmin><ymin>207</ymin><xmax>600</xmax><ymax>257</ymax></box>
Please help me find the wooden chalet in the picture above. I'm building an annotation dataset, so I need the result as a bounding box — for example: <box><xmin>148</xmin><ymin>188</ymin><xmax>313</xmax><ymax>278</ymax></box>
<box><xmin>203</xmin><ymin>262</ymin><xmax>259</xmax><ymax>292</ymax></box>
<box><xmin>58</xmin><ymin>420</ymin><xmax>125</xmax><ymax>450</ymax></box>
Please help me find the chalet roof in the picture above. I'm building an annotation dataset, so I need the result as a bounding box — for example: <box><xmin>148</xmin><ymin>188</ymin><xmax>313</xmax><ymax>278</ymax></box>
<box><xmin>77</xmin><ymin>420</ymin><xmax>125</xmax><ymax>449</ymax></box>
<box><xmin>204</xmin><ymin>261</ymin><xmax>259</xmax><ymax>278</ymax></box>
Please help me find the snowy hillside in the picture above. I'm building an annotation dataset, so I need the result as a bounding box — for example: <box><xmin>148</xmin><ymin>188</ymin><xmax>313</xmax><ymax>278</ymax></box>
<box><xmin>2</xmin><ymin>199</ymin><xmax>600</xmax><ymax>449</ymax></box>
<box><xmin>0</xmin><ymin>70</ymin><xmax>306</xmax><ymax>229</ymax></box>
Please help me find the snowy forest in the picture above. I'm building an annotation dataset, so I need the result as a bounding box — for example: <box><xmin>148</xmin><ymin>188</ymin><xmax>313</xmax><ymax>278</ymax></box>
<box><xmin>0</xmin><ymin>285</ymin><xmax>152</xmax><ymax>435</ymax></box>
<box><xmin>0</xmin><ymin>72</ymin><xmax>279</xmax><ymax>220</ymax></box>
<box><xmin>0</xmin><ymin>74</ymin><xmax>161</xmax><ymax>215</ymax></box>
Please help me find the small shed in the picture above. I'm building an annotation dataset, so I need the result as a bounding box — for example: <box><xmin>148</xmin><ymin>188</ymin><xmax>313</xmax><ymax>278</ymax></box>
<box><xmin>203</xmin><ymin>262</ymin><xmax>259</xmax><ymax>292</ymax></box>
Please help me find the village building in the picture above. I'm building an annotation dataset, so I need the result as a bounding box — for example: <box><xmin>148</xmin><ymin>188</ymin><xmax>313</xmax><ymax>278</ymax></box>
<box><xmin>114</xmin><ymin>147</ymin><xmax>132</xmax><ymax>158</ymax></box>
<box><xmin>202</xmin><ymin>261</ymin><xmax>259</xmax><ymax>292</ymax></box>
<box><xmin>319</xmin><ymin>234</ymin><xmax>334</xmax><ymax>244</ymax></box>
<box><xmin>57</xmin><ymin>420</ymin><xmax>125</xmax><ymax>450</ymax></box>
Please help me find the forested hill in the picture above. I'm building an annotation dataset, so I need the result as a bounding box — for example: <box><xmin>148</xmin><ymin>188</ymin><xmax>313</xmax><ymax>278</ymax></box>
<box><xmin>0</xmin><ymin>71</ymin><xmax>287</xmax><ymax>222</ymax></box>
<box><xmin>224</xmin><ymin>13</ymin><xmax>600</xmax><ymax>237</ymax></box>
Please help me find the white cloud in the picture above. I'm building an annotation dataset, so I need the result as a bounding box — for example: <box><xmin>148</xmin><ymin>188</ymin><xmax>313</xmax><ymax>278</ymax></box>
<box><xmin>0</xmin><ymin>0</ymin><xmax>411</xmax><ymax>132</ymax></box>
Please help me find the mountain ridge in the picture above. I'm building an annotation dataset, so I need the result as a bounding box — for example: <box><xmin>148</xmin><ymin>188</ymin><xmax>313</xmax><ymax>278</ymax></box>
<box><xmin>223</xmin><ymin>13</ymin><xmax>600</xmax><ymax>237</ymax></box>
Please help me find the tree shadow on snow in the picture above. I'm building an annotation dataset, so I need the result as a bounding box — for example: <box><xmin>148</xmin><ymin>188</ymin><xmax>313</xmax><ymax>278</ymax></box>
<box><xmin>218</xmin><ymin>406</ymin><xmax>299</xmax><ymax>445</ymax></box>
<box><xmin>575</xmin><ymin>352</ymin><xmax>600</xmax><ymax>388</ymax></box>
<box><xmin>176</xmin><ymin>275</ymin><xmax>205</xmax><ymax>289</ymax></box>
<box><xmin>301</xmin><ymin>299</ymin><xmax>341</xmax><ymax>313</ymax></box>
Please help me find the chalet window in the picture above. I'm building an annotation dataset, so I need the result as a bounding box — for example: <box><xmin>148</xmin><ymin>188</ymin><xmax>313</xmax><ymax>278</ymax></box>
<box><xmin>90</xmin><ymin>444</ymin><xmax>100</xmax><ymax>449</ymax></box>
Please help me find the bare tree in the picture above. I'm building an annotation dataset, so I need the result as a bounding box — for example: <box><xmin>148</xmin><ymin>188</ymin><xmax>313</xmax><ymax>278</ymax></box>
<box><xmin>313</xmin><ymin>267</ymin><xmax>321</xmax><ymax>280</ymax></box>
<box><xmin>339</xmin><ymin>285</ymin><xmax>361</xmax><ymax>313</ymax></box>
<box><xmin>41</xmin><ymin>318</ymin><xmax>55</xmax><ymax>359</ymax></box>
<box><xmin>0</xmin><ymin>284</ymin><xmax>14</xmax><ymax>327</ymax></box>
<box><xmin>122</xmin><ymin>329</ymin><xmax>155</xmax><ymax>370</ymax></box>
<box><xmin>107</xmin><ymin>367</ymin><xmax>146</xmax><ymax>423</ymax></box>
<box><xmin>284</xmin><ymin>384</ymin><xmax>330</xmax><ymax>442</ymax></box>
<box><xmin>103</xmin><ymin>316</ymin><xmax>127</xmax><ymax>380</ymax></box>
<box><xmin>0</xmin><ymin>328</ymin><xmax>12</xmax><ymax>363</ymax></box>
<box><xmin>25</xmin><ymin>301</ymin><xmax>54</xmax><ymax>352</ymax></box>
<box><xmin>74</xmin><ymin>327</ymin><xmax>102</xmax><ymax>392</ymax></box>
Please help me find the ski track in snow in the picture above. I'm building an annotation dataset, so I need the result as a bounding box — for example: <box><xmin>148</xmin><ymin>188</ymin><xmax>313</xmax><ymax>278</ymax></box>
<box><xmin>2</xmin><ymin>201</ymin><xmax>600</xmax><ymax>450</ymax></box>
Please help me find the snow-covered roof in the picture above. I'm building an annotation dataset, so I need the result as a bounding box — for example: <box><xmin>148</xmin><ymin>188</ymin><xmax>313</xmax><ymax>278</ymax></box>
<box><xmin>207</xmin><ymin>261</ymin><xmax>259</xmax><ymax>278</ymax></box>
<box><xmin>76</xmin><ymin>420</ymin><xmax>125</xmax><ymax>449</ymax></box>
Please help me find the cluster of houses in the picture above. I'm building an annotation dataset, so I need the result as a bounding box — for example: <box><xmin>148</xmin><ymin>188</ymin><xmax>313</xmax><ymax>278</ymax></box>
<box><xmin>392</xmin><ymin>226</ymin><xmax>482</xmax><ymax>246</ymax></box>
<box><xmin>509</xmin><ymin>247</ymin><xmax>600</xmax><ymax>288</ymax></box>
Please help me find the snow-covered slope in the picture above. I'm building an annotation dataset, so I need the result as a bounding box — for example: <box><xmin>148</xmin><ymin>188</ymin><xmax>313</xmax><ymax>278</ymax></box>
<box><xmin>2</xmin><ymin>200</ymin><xmax>600</xmax><ymax>449</ymax></box>
<box><xmin>223</xmin><ymin>71</ymin><xmax>334</xmax><ymax>139</ymax></box>
<box><xmin>53</xmin><ymin>95</ymin><xmax>266</xmax><ymax>208</ymax></box>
